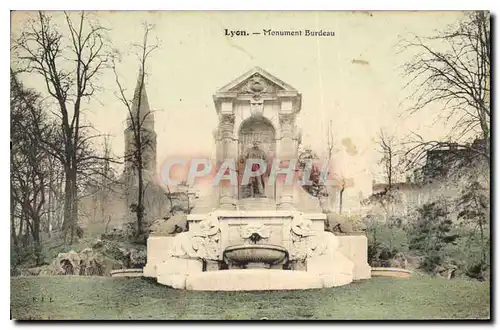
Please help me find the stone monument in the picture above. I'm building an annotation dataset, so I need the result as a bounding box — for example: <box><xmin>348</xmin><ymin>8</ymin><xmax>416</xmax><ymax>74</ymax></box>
<box><xmin>143</xmin><ymin>67</ymin><xmax>371</xmax><ymax>290</ymax></box>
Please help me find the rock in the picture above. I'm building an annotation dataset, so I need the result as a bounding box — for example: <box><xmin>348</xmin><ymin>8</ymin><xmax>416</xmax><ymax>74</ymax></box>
<box><xmin>392</xmin><ymin>252</ymin><xmax>408</xmax><ymax>269</ymax></box>
<box><xmin>21</xmin><ymin>239</ymin><xmax>147</xmax><ymax>277</ymax></box>
<box><xmin>129</xmin><ymin>248</ymin><xmax>147</xmax><ymax>268</ymax></box>
<box><xmin>101</xmin><ymin>228</ymin><xmax>128</xmax><ymax>241</ymax></box>
<box><xmin>150</xmin><ymin>213</ymin><xmax>188</xmax><ymax>237</ymax></box>
<box><xmin>78</xmin><ymin>247</ymin><xmax>125</xmax><ymax>276</ymax></box>
<box><xmin>447</xmin><ymin>267</ymin><xmax>457</xmax><ymax>280</ymax></box>
<box><xmin>325</xmin><ymin>213</ymin><xmax>366</xmax><ymax>234</ymax></box>
<box><xmin>16</xmin><ymin>267</ymin><xmax>43</xmax><ymax>276</ymax></box>
<box><xmin>388</xmin><ymin>259</ymin><xmax>403</xmax><ymax>269</ymax></box>
<box><xmin>102</xmin><ymin>242</ymin><xmax>130</xmax><ymax>264</ymax></box>
<box><xmin>118</xmin><ymin>247</ymin><xmax>129</xmax><ymax>258</ymax></box>
<box><xmin>26</xmin><ymin>267</ymin><xmax>42</xmax><ymax>276</ymax></box>
<box><xmin>59</xmin><ymin>250</ymin><xmax>81</xmax><ymax>275</ymax></box>
<box><xmin>79</xmin><ymin>248</ymin><xmax>105</xmax><ymax>276</ymax></box>
<box><xmin>38</xmin><ymin>264</ymin><xmax>59</xmax><ymax>276</ymax></box>
<box><xmin>38</xmin><ymin>250</ymin><xmax>81</xmax><ymax>275</ymax></box>
<box><xmin>100</xmin><ymin>256</ymin><xmax>124</xmax><ymax>274</ymax></box>
<box><xmin>35</xmin><ymin>247</ymin><xmax>123</xmax><ymax>276</ymax></box>
<box><xmin>353</xmin><ymin>219</ymin><xmax>367</xmax><ymax>232</ymax></box>
<box><xmin>92</xmin><ymin>239</ymin><xmax>104</xmax><ymax>249</ymax></box>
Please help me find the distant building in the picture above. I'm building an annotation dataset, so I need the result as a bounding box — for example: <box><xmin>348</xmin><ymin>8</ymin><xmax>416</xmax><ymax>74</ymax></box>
<box><xmin>366</xmin><ymin>180</ymin><xmax>425</xmax><ymax>220</ymax></box>
<box><xmin>123</xmin><ymin>72</ymin><xmax>157</xmax><ymax>185</ymax></box>
<box><xmin>365</xmin><ymin>138</ymin><xmax>487</xmax><ymax>222</ymax></box>
<box><xmin>420</xmin><ymin>141</ymin><xmax>483</xmax><ymax>184</ymax></box>
<box><xmin>79</xmin><ymin>72</ymin><xmax>193</xmax><ymax>234</ymax></box>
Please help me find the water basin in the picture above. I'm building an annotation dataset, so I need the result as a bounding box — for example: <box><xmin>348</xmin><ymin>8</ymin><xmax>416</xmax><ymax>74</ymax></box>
<box><xmin>224</xmin><ymin>244</ymin><xmax>288</xmax><ymax>269</ymax></box>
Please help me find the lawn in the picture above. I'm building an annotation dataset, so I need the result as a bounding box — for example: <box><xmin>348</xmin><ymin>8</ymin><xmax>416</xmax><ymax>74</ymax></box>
<box><xmin>11</xmin><ymin>275</ymin><xmax>490</xmax><ymax>320</ymax></box>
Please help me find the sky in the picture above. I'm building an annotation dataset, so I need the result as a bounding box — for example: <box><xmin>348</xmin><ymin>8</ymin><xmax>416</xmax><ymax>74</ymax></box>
<box><xmin>11</xmin><ymin>10</ymin><xmax>466</xmax><ymax>208</ymax></box>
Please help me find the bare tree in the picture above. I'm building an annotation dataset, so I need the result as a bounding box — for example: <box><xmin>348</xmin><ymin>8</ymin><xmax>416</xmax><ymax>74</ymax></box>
<box><xmin>400</xmin><ymin>11</ymin><xmax>490</xmax><ymax>164</ymax></box>
<box><xmin>325</xmin><ymin>120</ymin><xmax>335</xmax><ymax>174</ymax></box>
<box><xmin>112</xmin><ymin>23</ymin><xmax>158</xmax><ymax>241</ymax></box>
<box><xmin>377</xmin><ymin>129</ymin><xmax>398</xmax><ymax>188</ymax></box>
<box><xmin>11</xmin><ymin>71</ymin><xmax>56</xmax><ymax>265</ymax></box>
<box><xmin>297</xmin><ymin>120</ymin><xmax>339</xmax><ymax>212</ymax></box>
<box><xmin>98</xmin><ymin>136</ymin><xmax>116</xmax><ymax>221</ymax></box>
<box><xmin>12</xmin><ymin>11</ymin><xmax>111</xmax><ymax>244</ymax></box>
<box><xmin>337</xmin><ymin>174</ymin><xmax>347</xmax><ymax>215</ymax></box>
<box><xmin>333</xmin><ymin>173</ymin><xmax>356</xmax><ymax>216</ymax></box>
<box><xmin>361</xmin><ymin>130</ymin><xmax>405</xmax><ymax>222</ymax></box>
<box><xmin>164</xmin><ymin>185</ymin><xmax>175</xmax><ymax>214</ymax></box>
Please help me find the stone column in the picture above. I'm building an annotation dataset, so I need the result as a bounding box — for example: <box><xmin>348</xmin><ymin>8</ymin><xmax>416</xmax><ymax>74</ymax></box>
<box><xmin>278</xmin><ymin>113</ymin><xmax>296</xmax><ymax>210</ymax></box>
<box><xmin>218</xmin><ymin>113</ymin><xmax>237</xmax><ymax>209</ymax></box>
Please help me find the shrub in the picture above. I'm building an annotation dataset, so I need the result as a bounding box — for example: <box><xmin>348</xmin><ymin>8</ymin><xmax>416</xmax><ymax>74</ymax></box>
<box><xmin>364</xmin><ymin>215</ymin><xmax>409</xmax><ymax>267</ymax></box>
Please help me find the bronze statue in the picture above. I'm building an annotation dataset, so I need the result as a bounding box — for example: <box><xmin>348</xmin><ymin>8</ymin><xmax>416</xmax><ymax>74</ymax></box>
<box><xmin>244</xmin><ymin>140</ymin><xmax>267</xmax><ymax>198</ymax></box>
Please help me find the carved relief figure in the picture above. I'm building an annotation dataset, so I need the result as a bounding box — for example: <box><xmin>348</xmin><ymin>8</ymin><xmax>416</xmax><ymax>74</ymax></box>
<box><xmin>241</xmin><ymin>74</ymin><xmax>268</xmax><ymax>100</ymax></box>
<box><xmin>169</xmin><ymin>213</ymin><xmax>221</xmax><ymax>260</ymax></box>
<box><xmin>289</xmin><ymin>212</ymin><xmax>339</xmax><ymax>260</ymax></box>
<box><xmin>240</xmin><ymin>222</ymin><xmax>271</xmax><ymax>244</ymax></box>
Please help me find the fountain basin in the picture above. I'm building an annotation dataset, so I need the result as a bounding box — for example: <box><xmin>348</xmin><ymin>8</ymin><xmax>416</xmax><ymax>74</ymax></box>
<box><xmin>224</xmin><ymin>244</ymin><xmax>288</xmax><ymax>268</ymax></box>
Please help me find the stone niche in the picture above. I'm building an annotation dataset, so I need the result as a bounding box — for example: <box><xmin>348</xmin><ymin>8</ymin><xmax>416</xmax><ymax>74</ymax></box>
<box><xmin>238</xmin><ymin>116</ymin><xmax>277</xmax><ymax>200</ymax></box>
<box><xmin>212</xmin><ymin>66</ymin><xmax>302</xmax><ymax>210</ymax></box>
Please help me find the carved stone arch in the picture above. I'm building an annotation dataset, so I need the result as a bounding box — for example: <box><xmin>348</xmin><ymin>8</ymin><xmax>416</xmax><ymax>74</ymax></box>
<box><xmin>237</xmin><ymin>116</ymin><xmax>277</xmax><ymax>200</ymax></box>
<box><xmin>237</xmin><ymin>116</ymin><xmax>277</xmax><ymax>159</ymax></box>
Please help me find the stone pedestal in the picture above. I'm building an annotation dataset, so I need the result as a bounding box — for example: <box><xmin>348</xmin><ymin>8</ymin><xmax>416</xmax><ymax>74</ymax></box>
<box><xmin>306</xmin><ymin>253</ymin><xmax>354</xmax><ymax>287</ymax></box>
<box><xmin>156</xmin><ymin>258</ymin><xmax>203</xmax><ymax>289</ymax></box>
<box><xmin>337</xmin><ymin>235</ymin><xmax>372</xmax><ymax>280</ymax></box>
<box><xmin>143</xmin><ymin>236</ymin><xmax>174</xmax><ymax>278</ymax></box>
<box><xmin>204</xmin><ymin>260</ymin><xmax>220</xmax><ymax>271</ymax></box>
<box><xmin>185</xmin><ymin>269</ymin><xmax>325</xmax><ymax>291</ymax></box>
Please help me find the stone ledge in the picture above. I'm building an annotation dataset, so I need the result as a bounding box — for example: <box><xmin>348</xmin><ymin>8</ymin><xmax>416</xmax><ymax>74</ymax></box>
<box><xmin>185</xmin><ymin>269</ymin><xmax>322</xmax><ymax>291</ymax></box>
<box><xmin>371</xmin><ymin>267</ymin><xmax>412</xmax><ymax>278</ymax></box>
<box><xmin>110</xmin><ymin>269</ymin><xmax>143</xmax><ymax>277</ymax></box>
<box><xmin>188</xmin><ymin>210</ymin><xmax>326</xmax><ymax>221</ymax></box>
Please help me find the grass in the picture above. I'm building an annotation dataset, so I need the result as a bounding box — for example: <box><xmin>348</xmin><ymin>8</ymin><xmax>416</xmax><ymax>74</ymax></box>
<box><xmin>11</xmin><ymin>275</ymin><xmax>490</xmax><ymax>320</ymax></box>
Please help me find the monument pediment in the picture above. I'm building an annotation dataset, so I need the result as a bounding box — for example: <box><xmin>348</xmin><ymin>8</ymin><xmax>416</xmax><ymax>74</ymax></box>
<box><xmin>215</xmin><ymin>67</ymin><xmax>299</xmax><ymax>97</ymax></box>
<box><xmin>213</xmin><ymin>67</ymin><xmax>302</xmax><ymax>115</ymax></box>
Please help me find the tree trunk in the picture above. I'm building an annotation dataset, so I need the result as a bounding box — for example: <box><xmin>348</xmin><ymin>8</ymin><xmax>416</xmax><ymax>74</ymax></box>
<box><xmin>136</xmin><ymin>163</ymin><xmax>144</xmax><ymax>238</ymax></box>
<box><xmin>46</xmin><ymin>158</ymin><xmax>54</xmax><ymax>237</ymax></box>
<box><xmin>55</xmin><ymin>174</ymin><xmax>64</xmax><ymax>231</ymax></box>
<box><xmin>62</xmin><ymin>168</ymin><xmax>72</xmax><ymax>244</ymax></box>
<box><xmin>134</xmin><ymin>110</ymin><xmax>145</xmax><ymax>240</ymax></box>
<box><xmin>70</xmin><ymin>167</ymin><xmax>79</xmax><ymax>244</ymax></box>
<box><xmin>31</xmin><ymin>215</ymin><xmax>42</xmax><ymax>266</ymax></box>
<box><xmin>19</xmin><ymin>213</ymin><xmax>24</xmax><ymax>247</ymax></box>
<box><xmin>47</xmin><ymin>180</ymin><xmax>52</xmax><ymax>237</ymax></box>
<box><xmin>473</xmin><ymin>197</ymin><xmax>487</xmax><ymax>265</ymax></box>
<box><xmin>479</xmin><ymin>219</ymin><xmax>485</xmax><ymax>264</ymax></box>
<box><xmin>11</xmin><ymin>198</ymin><xmax>18</xmax><ymax>248</ymax></box>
